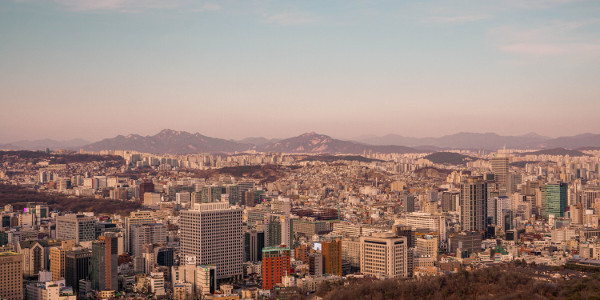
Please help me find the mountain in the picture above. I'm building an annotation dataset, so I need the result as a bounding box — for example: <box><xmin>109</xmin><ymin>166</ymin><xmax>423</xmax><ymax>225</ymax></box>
<box><xmin>424</xmin><ymin>152</ymin><xmax>474</xmax><ymax>165</ymax></box>
<box><xmin>81</xmin><ymin>129</ymin><xmax>251</xmax><ymax>154</ymax></box>
<box><xmin>518</xmin><ymin>148</ymin><xmax>589</xmax><ymax>157</ymax></box>
<box><xmin>0</xmin><ymin>138</ymin><xmax>90</xmax><ymax>150</ymax></box>
<box><xmin>257</xmin><ymin>132</ymin><xmax>422</xmax><ymax>154</ymax></box>
<box><xmin>542</xmin><ymin>133</ymin><xmax>600</xmax><ymax>149</ymax></box>
<box><xmin>355</xmin><ymin>132</ymin><xmax>551</xmax><ymax>150</ymax></box>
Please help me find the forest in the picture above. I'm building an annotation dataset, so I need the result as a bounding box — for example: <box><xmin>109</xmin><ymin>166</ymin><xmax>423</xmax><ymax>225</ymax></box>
<box><xmin>0</xmin><ymin>184</ymin><xmax>142</xmax><ymax>216</ymax></box>
<box><xmin>316</xmin><ymin>264</ymin><xmax>600</xmax><ymax>300</ymax></box>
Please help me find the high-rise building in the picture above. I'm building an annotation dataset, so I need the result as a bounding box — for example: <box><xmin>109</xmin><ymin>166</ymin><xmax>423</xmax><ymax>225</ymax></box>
<box><xmin>491</xmin><ymin>154</ymin><xmax>509</xmax><ymax>194</ymax></box>
<box><xmin>50</xmin><ymin>240</ymin><xmax>75</xmax><ymax>281</ymax></box>
<box><xmin>309</xmin><ymin>252</ymin><xmax>323</xmax><ymax>276</ymax></box>
<box><xmin>460</xmin><ymin>176</ymin><xmax>488</xmax><ymax>232</ymax></box>
<box><xmin>542</xmin><ymin>182</ymin><xmax>568</xmax><ymax>218</ymax></box>
<box><xmin>130</xmin><ymin>223</ymin><xmax>167</xmax><ymax>257</ymax></box>
<box><xmin>91</xmin><ymin>233</ymin><xmax>119</xmax><ymax>291</ymax></box>
<box><xmin>416</xmin><ymin>235</ymin><xmax>438</xmax><ymax>260</ymax></box>
<box><xmin>321</xmin><ymin>238</ymin><xmax>342</xmax><ymax>276</ymax></box>
<box><xmin>65</xmin><ymin>248</ymin><xmax>91</xmax><ymax>294</ymax></box>
<box><xmin>244</xmin><ymin>229</ymin><xmax>265</xmax><ymax>262</ymax></box>
<box><xmin>180</xmin><ymin>202</ymin><xmax>243</xmax><ymax>280</ymax></box>
<box><xmin>0</xmin><ymin>252</ymin><xmax>23</xmax><ymax>300</ymax></box>
<box><xmin>124</xmin><ymin>211</ymin><xmax>154</xmax><ymax>254</ymax></box>
<box><xmin>18</xmin><ymin>239</ymin><xmax>61</xmax><ymax>278</ymax></box>
<box><xmin>262</xmin><ymin>246</ymin><xmax>291</xmax><ymax>290</ymax></box>
<box><xmin>264</xmin><ymin>214</ymin><xmax>292</xmax><ymax>248</ymax></box>
<box><xmin>441</xmin><ymin>191</ymin><xmax>459</xmax><ymax>212</ymax></box>
<box><xmin>360</xmin><ymin>233</ymin><xmax>408</xmax><ymax>279</ymax></box>
<box><xmin>56</xmin><ymin>214</ymin><xmax>96</xmax><ymax>244</ymax></box>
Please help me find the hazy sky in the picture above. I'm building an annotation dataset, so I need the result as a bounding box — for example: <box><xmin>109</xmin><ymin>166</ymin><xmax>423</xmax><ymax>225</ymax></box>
<box><xmin>1</xmin><ymin>0</ymin><xmax>600</xmax><ymax>142</ymax></box>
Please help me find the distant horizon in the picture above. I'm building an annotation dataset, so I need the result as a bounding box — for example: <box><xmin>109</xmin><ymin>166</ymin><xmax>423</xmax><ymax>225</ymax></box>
<box><xmin>2</xmin><ymin>128</ymin><xmax>600</xmax><ymax>145</ymax></box>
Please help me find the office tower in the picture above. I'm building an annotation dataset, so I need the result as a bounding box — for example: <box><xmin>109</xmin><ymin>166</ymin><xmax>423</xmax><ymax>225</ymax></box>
<box><xmin>487</xmin><ymin>196</ymin><xmax>511</xmax><ymax>228</ymax></box>
<box><xmin>582</xmin><ymin>186</ymin><xmax>600</xmax><ymax>210</ymax></box>
<box><xmin>262</xmin><ymin>246</ymin><xmax>291</xmax><ymax>290</ymax></box>
<box><xmin>225</xmin><ymin>185</ymin><xmax>240</xmax><ymax>205</ymax></box>
<box><xmin>441</xmin><ymin>191</ymin><xmax>459</xmax><ymax>212</ymax></box>
<box><xmin>139</xmin><ymin>180</ymin><xmax>154</xmax><ymax>202</ymax></box>
<box><xmin>18</xmin><ymin>239</ymin><xmax>61</xmax><ymax>278</ymax></box>
<box><xmin>91</xmin><ymin>234</ymin><xmax>119</xmax><ymax>291</ymax></box>
<box><xmin>244</xmin><ymin>229</ymin><xmax>265</xmax><ymax>262</ymax></box>
<box><xmin>155</xmin><ymin>246</ymin><xmax>175</xmax><ymax>267</ymax></box>
<box><xmin>491</xmin><ymin>154</ymin><xmax>509</xmax><ymax>194</ymax></box>
<box><xmin>460</xmin><ymin>176</ymin><xmax>488</xmax><ymax>232</ymax></box>
<box><xmin>393</xmin><ymin>225</ymin><xmax>416</xmax><ymax>249</ymax></box>
<box><xmin>201</xmin><ymin>186</ymin><xmax>225</xmax><ymax>203</ymax></box>
<box><xmin>50</xmin><ymin>240</ymin><xmax>75</xmax><ymax>281</ymax></box>
<box><xmin>309</xmin><ymin>252</ymin><xmax>323</xmax><ymax>276</ymax></box>
<box><xmin>541</xmin><ymin>182</ymin><xmax>568</xmax><ymax>218</ymax></box>
<box><xmin>264</xmin><ymin>214</ymin><xmax>292</xmax><ymax>247</ymax></box>
<box><xmin>124</xmin><ymin>211</ymin><xmax>154</xmax><ymax>254</ymax></box>
<box><xmin>180</xmin><ymin>202</ymin><xmax>243</xmax><ymax>280</ymax></box>
<box><xmin>176</xmin><ymin>192</ymin><xmax>192</xmax><ymax>206</ymax></box>
<box><xmin>321</xmin><ymin>238</ymin><xmax>342</xmax><ymax>276</ymax></box>
<box><xmin>405</xmin><ymin>195</ymin><xmax>416</xmax><ymax>213</ymax></box>
<box><xmin>65</xmin><ymin>248</ymin><xmax>91</xmax><ymax>294</ymax></box>
<box><xmin>0</xmin><ymin>252</ymin><xmax>23</xmax><ymax>300</ymax></box>
<box><xmin>360</xmin><ymin>233</ymin><xmax>408</xmax><ymax>279</ymax></box>
<box><xmin>130</xmin><ymin>223</ymin><xmax>167</xmax><ymax>257</ymax></box>
<box><xmin>416</xmin><ymin>236</ymin><xmax>438</xmax><ymax>260</ymax></box>
<box><xmin>56</xmin><ymin>214</ymin><xmax>96</xmax><ymax>243</ymax></box>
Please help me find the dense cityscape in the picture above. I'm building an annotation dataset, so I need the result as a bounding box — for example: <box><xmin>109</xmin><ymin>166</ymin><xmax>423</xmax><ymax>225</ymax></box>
<box><xmin>1</xmin><ymin>130</ymin><xmax>600</xmax><ymax>299</ymax></box>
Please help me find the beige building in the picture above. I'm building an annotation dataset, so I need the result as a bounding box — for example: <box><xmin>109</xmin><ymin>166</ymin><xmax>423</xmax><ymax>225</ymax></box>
<box><xmin>416</xmin><ymin>236</ymin><xmax>438</xmax><ymax>261</ymax></box>
<box><xmin>360</xmin><ymin>233</ymin><xmax>407</xmax><ymax>279</ymax></box>
<box><xmin>50</xmin><ymin>240</ymin><xmax>75</xmax><ymax>281</ymax></box>
<box><xmin>0</xmin><ymin>252</ymin><xmax>23</xmax><ymax>300</ymax></box>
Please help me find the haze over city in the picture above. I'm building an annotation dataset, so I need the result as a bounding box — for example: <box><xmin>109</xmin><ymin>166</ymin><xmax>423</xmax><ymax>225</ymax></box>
<box><xmin>2</xmin><ymin>0</ymin><xmax>600</xmax><ymax>142</ymax></box>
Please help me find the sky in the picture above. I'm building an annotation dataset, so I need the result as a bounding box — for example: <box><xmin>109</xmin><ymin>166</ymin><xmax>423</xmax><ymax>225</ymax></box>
<box><xmin>1</xmin><ymin>0</ymin><xmax>600</xmax><ymax>143</ymax></box>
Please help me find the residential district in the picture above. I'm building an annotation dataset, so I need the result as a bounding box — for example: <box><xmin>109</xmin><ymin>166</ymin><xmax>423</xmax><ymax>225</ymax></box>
<box><xmin>1</xmin><ymin>147</ymin><xmax>600</xmax><ymax>299</ymax></box>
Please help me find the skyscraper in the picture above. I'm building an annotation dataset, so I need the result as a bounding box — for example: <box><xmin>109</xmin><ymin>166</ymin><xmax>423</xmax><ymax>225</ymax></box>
<box><xmin>262</xmin><ymin>246</ymin><xmax>291</xmax><ymax>290</ymax></box>
<box><xmin>541</xmin><ymin>182</ymin><xmax>568</xmax><ymax>218</ymax></box>
<box><xmin>321</xmin><ymin>238</ymin><xmax>342</xmax><ymax>276</ymax></box>
<box><xmin>460</xmin><ymin>176</ymin><xmax>488</xmax><ymax>232</ymax></box>
<box><xmin>491</xmin><ymin>154</ymin><xmax>509</xmax><ymax>195</ymax></box>
<box><xmin>180</xmin><ymin>202</ymin><xmax>243</xmax><ymax>280</ymax></box>
<box><xmin>65</xmin><ymin>248</ymin><xmax>91</xmax><ymax>294</ymax></box>
<box><xmin>0</xmin><ymin>252</ymin><xmax>23</xmax><ymax>300</ymax></box>
<box><xmin>91</xmin><ymin>233</ymin><xmax>119</xmax><ymax>291</ymax></box>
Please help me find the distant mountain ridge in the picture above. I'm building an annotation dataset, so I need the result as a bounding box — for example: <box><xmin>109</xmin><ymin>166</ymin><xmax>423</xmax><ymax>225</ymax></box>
<box><xmin>256</xmin><ymin>132</ymin><xmax>422</xmax><ymax>154</ymax></box>
<box><xmin>80</xmin><ymin>130</ymin><xmax>423</xmax><ymax>154</ymax></box>
<box><xmin>355</xmin><ymin>132</ymin><xmax>600</xmax><ymax>150</ymax></box>
<box><xmin>82</xmin><ymin>129</ymin><xmax>250</xmax><ymax>154</ymax></box>
<box><xmin>9</xmin><ymin>130</ymin><xmax>600</xmax><ymax>154</ymax></box>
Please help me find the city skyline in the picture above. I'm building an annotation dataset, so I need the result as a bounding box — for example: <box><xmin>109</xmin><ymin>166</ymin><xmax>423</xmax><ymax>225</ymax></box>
<box><xmin>2</xmin><ymin>0</ymin><xmax>600</xmax><ymax>142</ymax></box>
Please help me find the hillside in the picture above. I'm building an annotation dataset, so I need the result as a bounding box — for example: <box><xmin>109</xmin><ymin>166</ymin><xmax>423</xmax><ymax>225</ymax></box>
<box><xmin>318</xmin><ymin>264</ymin><xmax>600</xmax><ymax>300</ymax></box>
<box><xmin>520</xmin><ymin>148</ymin><xmax>589</xmax><ymax>157</ymax></box>
<box><xmin>0</xmin><ymin>184</ymin><xmax>142</xmax><ymax>216</ymax></box>
<box><xmin>424</xmin><ymin>152</ymin><xmax>474</xmax><ymax>165</ymax></box>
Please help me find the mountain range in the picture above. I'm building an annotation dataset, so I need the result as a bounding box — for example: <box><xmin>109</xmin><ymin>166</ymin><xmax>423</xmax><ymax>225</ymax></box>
<box><xmin>3</xmin><ymin>130</ymin><xmax>600</xmax><ymax>154</ymax></box>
